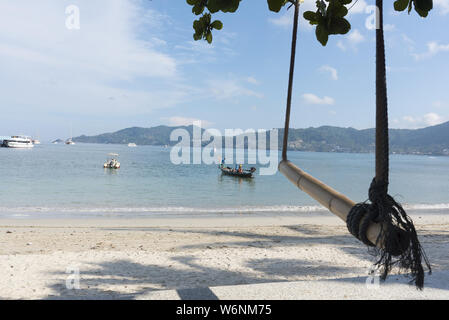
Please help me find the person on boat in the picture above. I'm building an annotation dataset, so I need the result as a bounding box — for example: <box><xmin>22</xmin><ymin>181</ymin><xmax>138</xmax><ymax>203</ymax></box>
<box><xmin>221</xmin><ymin>157</ymin><xmax>225</xmax><ymax>168</ymax></box>
<box><xmin>238</xmin><ymin>164</ymin><xmax>243</xmax><ymax>173</ymax></box>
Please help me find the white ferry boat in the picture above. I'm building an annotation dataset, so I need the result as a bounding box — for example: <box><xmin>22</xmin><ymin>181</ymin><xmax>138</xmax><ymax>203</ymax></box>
<box><xmin>2</xmin><ymin>136</ymin><xmax>34</xmax><ymax>148</ymax></box>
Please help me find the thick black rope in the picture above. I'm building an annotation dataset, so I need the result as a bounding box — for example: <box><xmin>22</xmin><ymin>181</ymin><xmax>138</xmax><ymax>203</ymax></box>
<box><xmin>347</xmin><ymin>0</ymin><xmax>431</xmax><ymax>290</ymax></box>
<box><xmin>279</xmin><ymin>0</ymin><xmax>431</xmax><ymax>290</ymax></box>
<box><xmin>282</xmin><ymin>0</ymin><xmax>299</xmax><ymax>161</ymax></box>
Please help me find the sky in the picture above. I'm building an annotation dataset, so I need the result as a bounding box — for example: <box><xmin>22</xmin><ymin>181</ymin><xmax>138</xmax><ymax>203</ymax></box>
<box><xmin>0</xmin><ymin>0</ymin><xmax>448</xmax><ymax>141</ymax></box>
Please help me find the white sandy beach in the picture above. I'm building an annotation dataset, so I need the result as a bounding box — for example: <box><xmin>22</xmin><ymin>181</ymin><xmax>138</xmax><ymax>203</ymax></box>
<box><xmin>0</xmin><ymin>214</ymin><xmax>448</xmax><ymax>300</ymax></box>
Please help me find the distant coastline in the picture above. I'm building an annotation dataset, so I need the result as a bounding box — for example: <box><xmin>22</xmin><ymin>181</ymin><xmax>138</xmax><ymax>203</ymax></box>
<box><xmin>71</xmin><ymin>122</ymin><xmax>449</xmax><ymax>156</ymax></box>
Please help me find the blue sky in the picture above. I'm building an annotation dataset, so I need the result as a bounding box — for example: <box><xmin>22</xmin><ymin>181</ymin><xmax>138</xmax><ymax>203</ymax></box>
<box><xmin>0</xmin><ymin>0</ymin><xmax>448</xmax><ymax>141</ymax></box>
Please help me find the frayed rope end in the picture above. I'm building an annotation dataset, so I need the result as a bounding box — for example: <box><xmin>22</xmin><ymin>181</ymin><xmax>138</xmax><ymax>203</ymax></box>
<box><xmin>347</xmin><ymin>178</ymin><xmax>431</xmax><ymax>290</ymax></box>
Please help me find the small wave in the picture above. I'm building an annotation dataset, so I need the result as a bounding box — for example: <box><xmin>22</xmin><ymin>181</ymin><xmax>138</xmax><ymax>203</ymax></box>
<box><xmin>0</xmin><ymin>203</ymin><xmax>447</xmax><ymax>216</ymax></box>
<box><xmin>403</xmin><ymin>203</ymin><xmax>449</xmax><ymax>210</ymax></box>
<box><xmin>0</xmin><ymin>205</ymin><xmax>327</xmax><ymax>215</ymax></box>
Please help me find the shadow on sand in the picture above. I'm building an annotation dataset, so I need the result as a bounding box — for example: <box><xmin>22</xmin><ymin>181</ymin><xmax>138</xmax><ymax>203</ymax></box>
<box><xmin>44</xmin><ymin>224</ymin><xmax>447</xmax><ymax>299</ymax></box>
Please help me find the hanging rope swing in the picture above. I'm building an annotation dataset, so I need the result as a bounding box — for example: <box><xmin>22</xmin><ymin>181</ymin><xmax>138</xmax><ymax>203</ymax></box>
<box><xmin>279</xmin><ymin>0</ymin><xmax>431</xmax><ymax>289</ymax></box>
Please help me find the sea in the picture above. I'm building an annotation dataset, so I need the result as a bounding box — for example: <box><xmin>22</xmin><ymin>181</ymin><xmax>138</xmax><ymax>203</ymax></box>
<box><xmin>0</xmin><ymin>143</ymin><xmax>448</xmax><ymax>219</ymax></box>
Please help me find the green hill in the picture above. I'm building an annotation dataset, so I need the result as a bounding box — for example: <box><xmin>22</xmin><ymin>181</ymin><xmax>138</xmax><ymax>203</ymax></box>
<box><xmin>74</xmin><ymin>125</ymin><xmax>201</xmax><ymax>146</ymax></box>
<box><xmin>73</xmin><ymin>121</ymin><xmax>449</xmax><ymax>156</ymax></box>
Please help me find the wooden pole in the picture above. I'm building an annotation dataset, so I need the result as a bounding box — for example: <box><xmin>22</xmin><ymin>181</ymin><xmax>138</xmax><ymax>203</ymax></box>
<box><xmin>279</xmin><ymin>160</ymin><xmax>382</xmax><ymax>247</ymax></box>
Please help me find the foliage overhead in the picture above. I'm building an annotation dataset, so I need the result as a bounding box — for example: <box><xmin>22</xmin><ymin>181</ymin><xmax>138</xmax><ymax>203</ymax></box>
<box><xmin>187</xmin><ymin>0</ymin><xmax>433</xmax><ymax>46</ymax></box>
<box><xmin>303</xmin><ymin>0</ymin><xmax>351</xmax><ymax>46</ymax></box>
<box><xmin>393</xmin><ymin>0</ymin><xmax>433</xmax><ymax>17</ymax></box>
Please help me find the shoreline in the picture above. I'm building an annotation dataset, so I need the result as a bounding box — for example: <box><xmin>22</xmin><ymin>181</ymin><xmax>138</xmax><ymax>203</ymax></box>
<box><xmin>1</xmin><ymin>213</ymin><xmax>447</xmax><ymax>299</ymax></box>
<box><xmin>1</xmin><ymin>211</ymin><xmax>448</xmax><ymax>227</ymax></box>
<box><xmin>0</xmin><ymin>206</ymin><xmax>447</xmax><ymax>222</ymax></box>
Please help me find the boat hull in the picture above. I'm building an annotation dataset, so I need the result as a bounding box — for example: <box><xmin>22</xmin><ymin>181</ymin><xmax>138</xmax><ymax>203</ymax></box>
<box><xmin>220</xmin><ymin>166</ymin><xmax>255</xmax><ymax>178</ymax></box>
<box><xmin>3</xmin><ymin>141</ymin><xmax>34</xmax><ymax>148</ymax></box>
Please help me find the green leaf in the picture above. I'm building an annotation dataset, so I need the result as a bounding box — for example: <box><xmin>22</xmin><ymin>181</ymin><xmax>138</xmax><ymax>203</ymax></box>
<box><xmin>208</xmin><ymin>0</ymin><xmax>240</xmax><ymax>13</ymax></box>
<box><xmin>414</xmin><ymin>6</ymin><xmax>429</xmax><ymax>17</ymax></box>
<box><xmin>211</xmin><ymin>20</ymin><xmax>223</xmax><ymax>30</ymax></box>
<box><xmin>333</xmin><ymin>5</ymin><xmax>348</xmax><ymax>18</ymax></box>
<box><xmin>267</xmin><ymin>0</ymin><xmax>286</xmax><ymax>13</ymax></box>
<box><xmin>206</xmin><ymin>32</ymin><xmax>213</xmax><ymax>43</ymax></box>
<box><xmin>303</xmin><ymin>11</ymin><xmax>318</xmax><ymax>24</ymax></box>
<box><xmin>328</xmin><ymin>18</ymin><xmax>351</xmax><ymax>35</ymax></box>
<box><xmin>415</xmin><ymin>0</ymin><xmax>433</xmax><ymax>12</ymax></box>
<box><xmin>316</xmin><ymin>25</ymin><xmax>329</xmax><ymax>46</ymax></box>
<box><xmin>394</xmin><ymin>0</ymin><xmax>410</xmax><ymax>11</ymax></box>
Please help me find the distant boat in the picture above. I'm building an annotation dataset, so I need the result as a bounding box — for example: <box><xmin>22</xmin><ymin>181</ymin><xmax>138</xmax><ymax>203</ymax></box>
<box><xmin>66</xmin><ymin>123</ymin><xmax>75</xmax><ymax>145</ymax></box>
<box><xmin>104</xmin><ymin>153</ymin><xmax>120</xmax><ymax>169</ymax></box>
<box><xmin>2</xmin><ymin>136</ymin><xmax>34</xmax><ymax>148</ymax></box>
<box><xmin>52</xmin><ymin>139</ymin><xmax>64</xmax><ymax>144</ymax></box>
<box><xmin>32</xmin><ymin>132</ymin><xmax>41</xmax><ymax>145</ymax></box>
<box><xmin>128</xmin><ymin>143</ymin><xmax>137</xmax><ymax>147</ymax></box>
<box><xmin>219</xmin><ymin>165</ymin><xmax>256</xmax><ymax>178</ymax></box>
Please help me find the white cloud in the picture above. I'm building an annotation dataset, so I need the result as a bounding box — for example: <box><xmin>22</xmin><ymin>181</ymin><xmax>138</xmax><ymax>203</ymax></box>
<box><xmin>384</xmin><ymin>24</ymin><xmax>396</xmax><ymax>31</ymax></box>
<box><xmin>433</xmin><ymin>101</ymin><xmax>449</xmax><ymax>108</ymax></box>
<box><xmin>268</xmin><ymin>11</ymin><xmax>294</xmax><ymax>28</ymax></box>
<box><xmin>0</xmin><ymin>0</ymin><xmax>183</xmax><ymax>119</ymax></box>
<box><xmin>337</xmin><ymin>40</ymin><xmax>346</xmax><ymax>51</ymax></box>
<box><xmin>435</xmin><ymin>0</ymin><xmax>449</xmax><ymax>15</ymax></box>
<box><xmin>402</xmin><ymin>34</ymin><xmax>415</xmax><ymax>44</ymax></box>
<box><xmin>348</xmin><ymin>29</ymin><xmax>365</xmax><ymax>44</ymax></box>
<box><xmin>209</xmin><ymin>79</ymin><xmax>264</xmax><ymax>100</ymax></box>
<box><xmin>302</xmin><ymin>93</ymin><xmax>335</xmax><ymax>105</ymax></box>
<box><xmin>413</xmin><ymin>42</ymin><xmax>449</xmax><ymax>60</ymax></box>
<box><xmin>399</xmin><ymin>113</ymin><xmax>447</xmax><ymax>128</ymax></box>
<box><xmin>165</xmin><ymin>117</ymin><xmax>213</xmax><ymax>127</ymax></box>
<box><xmin>337</xmin><ymin>29</ymin><xmax>365</xmax><ymax>51</ymax></box>
<box><xmin>319</xmin><ymin>65</ymin><xmax>338</xmax><ymax>80</ymax></box>
<box><xmin>246</xmin><ymin>76</ymin><xmax>260</xmax><ymax>85</ymax></box>
<box><xmin>423</xmin><ymin>113</ymin><xmax>445</xmax><ymax>126</ymax></box>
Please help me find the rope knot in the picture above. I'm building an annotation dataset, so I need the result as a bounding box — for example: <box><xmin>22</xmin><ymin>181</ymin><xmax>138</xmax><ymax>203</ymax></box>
<box><xmin>368</xmin><ymin>178</ymin><xmax>388</xmax><ymax>203</ymax></box>
<box><xmin>347</xmin><ymin>177</ymin><xmax>431</xmax><ymax>290</ymax></box>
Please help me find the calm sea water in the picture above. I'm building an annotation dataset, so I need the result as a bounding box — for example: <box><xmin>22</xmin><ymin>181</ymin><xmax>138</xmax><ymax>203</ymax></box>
<box><xmin>0</xmin><ymin>143</ymin><xmax>448</xmax><ymax>218</ymax></box>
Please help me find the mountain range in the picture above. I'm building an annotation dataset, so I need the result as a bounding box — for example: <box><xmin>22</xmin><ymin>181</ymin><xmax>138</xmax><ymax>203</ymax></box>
<box><xmin>73</xmin><ymin>121</ymin><xmax>449</xmax><ymax>156</ymax></box>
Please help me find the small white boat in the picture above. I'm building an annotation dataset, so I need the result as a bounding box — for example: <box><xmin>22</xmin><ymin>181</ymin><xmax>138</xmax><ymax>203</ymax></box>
<box><xmin>32</xmin><ymin>139</ymin><xmax>41</xmax><ymax>145</ymax></box>
<box><xmin>66</xmin><ymin>124</ymin><xmax>75</xmax><ymax>145</ymax></box>
<box><xmin>2</xmin><ymin>136</ymin><xmax>34</xmax><ymax>148</ymax></box>
<box><xmin>128</xmin><ymin>143</ymin><xmax>137</xmax><ymax>147</ymax></box>
<box><xmin>104</xmin><ymin>153</ymin><xmax>120</xmax><ymax>169</ymax></box>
